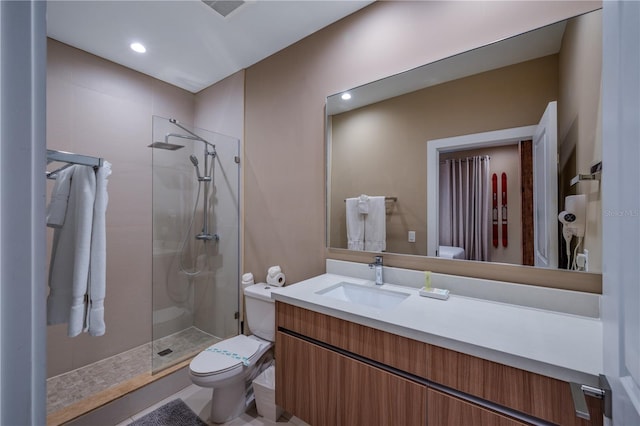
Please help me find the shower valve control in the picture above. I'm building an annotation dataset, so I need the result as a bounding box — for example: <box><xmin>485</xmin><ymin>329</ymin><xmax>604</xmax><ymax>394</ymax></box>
<box><xmin>196</xmin><ymin>233</ymin><xmax>219</xmax><ymax>241</ymax></box>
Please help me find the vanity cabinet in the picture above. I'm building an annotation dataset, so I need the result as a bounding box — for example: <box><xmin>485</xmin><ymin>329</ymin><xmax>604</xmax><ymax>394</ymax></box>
<box><xmin>275</xmin><ymin>302</ymin><xmax>603</xmax><ymax>426</ymax></box>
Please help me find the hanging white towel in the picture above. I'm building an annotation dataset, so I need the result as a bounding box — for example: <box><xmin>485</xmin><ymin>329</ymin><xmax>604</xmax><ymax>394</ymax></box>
<box><xmin>47</xmin><ymin>162</ymin><xmax>111</xmax><ymax>337</ymax></box>
<box><xmin>87</xmin><ymin>161</ymin><xmax>111</xmax><ymax>336</ymax></box>
<box><xmin>47</xmin><ymin>165</ymin><xmax>97</xmax><ymax>337</ymax></box>
<box><xmin>357</xmin><ymin>194</ymin><xmax>370</xmax><ymax>214</ymax></box>
<box><xmin>364</xmin><ymin>196</ymin><xmax>386</xmax><ymax>252</ymax></box>
<box><xmin>346</xmin><ymin>197</ymin><xmax>364</xmax><ymax>250</ymax></box>
<box><xmin>46</xmin><ymin>167</ymin><xmax>74</xmax><ymax>228</ymax></box>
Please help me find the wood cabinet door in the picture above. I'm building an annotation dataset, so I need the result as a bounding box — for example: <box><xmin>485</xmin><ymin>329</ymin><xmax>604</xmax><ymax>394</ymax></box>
<box><xmin>427</xmin><ymin>389</ymin><xmax>529</xmax><ymax>426</ymax></box>
<box><xmin>276</xmin><ymin>332</ymin><xmax>340</xmax><ymax>426</ymax></box>
<box><xmin>277</xmin><ymin>331</ymin><xmax>427</xmax><ymax>426</ymax></box>
<box><xmin>340</xmin><ymin>353</ymin><xmax>426</xmax><ymax>426</ymax></box>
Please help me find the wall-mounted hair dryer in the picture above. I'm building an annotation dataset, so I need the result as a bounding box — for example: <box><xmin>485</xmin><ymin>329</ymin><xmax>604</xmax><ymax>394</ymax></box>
<box><xmin>558</xmin><ymin>194</ymin><xmax>586</xmax><ymax>269</ymax></box>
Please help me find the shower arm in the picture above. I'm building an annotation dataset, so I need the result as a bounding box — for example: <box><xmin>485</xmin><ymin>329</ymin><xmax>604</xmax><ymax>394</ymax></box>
<box><xmin>169</xmin><ymin>119</ymin><xmax>216</xmax><ymax>151</ymax></box>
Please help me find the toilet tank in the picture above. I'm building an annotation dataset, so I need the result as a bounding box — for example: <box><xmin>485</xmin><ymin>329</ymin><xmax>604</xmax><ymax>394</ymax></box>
<box><xmin>243</xmin><ymin>283</ymin><xmax>278</xmax><ymax>342</ymax></box>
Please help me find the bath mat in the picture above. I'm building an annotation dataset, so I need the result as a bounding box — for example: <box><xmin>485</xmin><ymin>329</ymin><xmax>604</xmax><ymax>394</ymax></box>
<box><xmin>128</xmin><ymin>398</ymin><xmax>207</xmax><ymax>426</ymax></box>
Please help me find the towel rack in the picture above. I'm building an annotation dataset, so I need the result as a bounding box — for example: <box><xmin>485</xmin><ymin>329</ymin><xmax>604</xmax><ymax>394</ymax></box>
<box><xmin>344</xmin><ymin>196</ymin><xmax>397</xmax><ymax>215</ymax></box>
<box><xmin>46</xmin><ymin>149</ymin><xmax>103</xmax><ymax>179</ymax></box>
<box><xmin>343</xmin><ymin>196</ymin><xmax>398</xmax><ymax>202</ymax></box>
<box><xmin>570</xmin><ymin>161</ymin><xmax>602</xmax><ymax>187</ymax></box>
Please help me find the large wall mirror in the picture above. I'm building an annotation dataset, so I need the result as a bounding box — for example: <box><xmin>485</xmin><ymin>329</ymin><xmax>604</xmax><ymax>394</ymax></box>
<box><xmin>327</xmin><ymin>9</ymin><xmax>602</xmax><ymax>274</ymax></box>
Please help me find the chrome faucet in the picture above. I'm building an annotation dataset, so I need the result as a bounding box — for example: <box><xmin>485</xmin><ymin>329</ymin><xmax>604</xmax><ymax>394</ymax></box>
<box><xmin>368</xmin><ymin>256</ymin><xmax>384</xmax><ymax>285</ymax></box>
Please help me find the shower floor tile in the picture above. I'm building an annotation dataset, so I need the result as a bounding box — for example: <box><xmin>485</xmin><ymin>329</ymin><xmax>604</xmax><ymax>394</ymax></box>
<box><xmin>47</xmin><ymin>326</ymin><xmax>218</xmax><ymax>415</ymax></box>
<box><xmin>153</xmin><ymin>326</ymin><xmax>219</xmax><ymax>372</ymax></box>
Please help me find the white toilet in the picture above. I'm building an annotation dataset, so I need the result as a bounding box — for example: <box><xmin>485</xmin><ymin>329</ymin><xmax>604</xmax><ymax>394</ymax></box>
<box><xmin>189</xmin><ymin>283</ymin><xmax>278</xmax><ymax>423</ymax></box>
<box><xmin>438</xmin><ymin>245</ymin><xmax>465</xmax><ymax>259</ymax></box>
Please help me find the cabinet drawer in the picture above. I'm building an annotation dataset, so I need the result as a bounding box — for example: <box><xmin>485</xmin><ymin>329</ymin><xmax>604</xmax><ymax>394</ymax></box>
<box><xmin>276</xmin><ymin>301</ymin><xmax>428</xmax><ymax>378</ymax></box>
<box><xmin>428</xmin><ymin>346</ymin><xmax>602</xmax><ymax>426</ymax></box>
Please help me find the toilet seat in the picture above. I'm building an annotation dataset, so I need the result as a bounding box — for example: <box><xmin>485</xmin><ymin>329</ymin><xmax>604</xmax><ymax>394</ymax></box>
<box><xmin>190</xmin><ymin>335</ymin><xmax>264</xmax><ymax>378</ymax></box>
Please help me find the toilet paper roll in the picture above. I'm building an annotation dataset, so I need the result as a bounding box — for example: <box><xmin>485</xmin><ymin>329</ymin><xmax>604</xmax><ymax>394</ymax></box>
<box><xmin>267</xmin><ymin>265</ymin><xmax>281</xmax><ymax>278</ymax></box>
<box><xmin>266</xmin><ymin>272</ymin><xmax>286</xmax><ymax>287</ymax></box>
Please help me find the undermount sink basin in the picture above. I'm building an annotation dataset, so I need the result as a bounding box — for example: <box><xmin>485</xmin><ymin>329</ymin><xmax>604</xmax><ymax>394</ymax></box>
<box><xmin>316</xmin><ymin>282</ymin><xmax>410</xmax><ymax>310</ymax></box>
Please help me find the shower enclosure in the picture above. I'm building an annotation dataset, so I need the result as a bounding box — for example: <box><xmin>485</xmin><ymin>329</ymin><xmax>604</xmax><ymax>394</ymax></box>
<box><xmin>151</xmin><ymin>116</ymin><xmax>240</xmax><ymax>373</ymax></box>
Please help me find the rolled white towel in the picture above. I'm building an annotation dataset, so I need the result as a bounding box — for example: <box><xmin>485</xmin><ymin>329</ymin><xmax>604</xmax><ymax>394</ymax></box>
<box><xmin>242</xmin><ymin>272</ymin><xmax>254</xmax><ymax>285</ymax></box>
<box><xmin>267</xmin><ymin>265</ymin><xmax>281</xmax><ymax>278</ymax></box>
<box><xmin>242</xmin><ymin>273</ymin><xmax>254</xmax><ymax>290</ymax></box>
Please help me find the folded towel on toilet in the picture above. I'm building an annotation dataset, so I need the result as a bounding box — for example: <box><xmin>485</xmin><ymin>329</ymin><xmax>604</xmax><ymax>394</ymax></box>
<box><xmin>202</xmin><ymin>335</ymin><xmax>262</xmax><ymax>368</ymax></box>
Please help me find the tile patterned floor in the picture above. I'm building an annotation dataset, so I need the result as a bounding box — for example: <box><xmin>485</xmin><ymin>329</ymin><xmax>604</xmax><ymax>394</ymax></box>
<box><xmin>47</xmin><ymin>326</ymin><xmax>218</xmax><ymax>415</ymax></box>
<box><xmin>115</xmin><ymin>384</ymin><xmax>310</xmax><ymax>426</ymax></box>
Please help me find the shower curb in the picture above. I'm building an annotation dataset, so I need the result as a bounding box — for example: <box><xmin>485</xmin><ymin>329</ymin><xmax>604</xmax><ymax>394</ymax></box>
<box><xmin>46</xmin><ymin>359</ymin><xmax>192</xmax><ymax>426</ymax></box>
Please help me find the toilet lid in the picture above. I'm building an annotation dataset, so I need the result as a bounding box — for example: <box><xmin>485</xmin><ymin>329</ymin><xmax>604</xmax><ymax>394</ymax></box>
<box><xmin>190</xmin><ymin>335</ymin><xmax>262</xmax><ymax>376</ymax></box>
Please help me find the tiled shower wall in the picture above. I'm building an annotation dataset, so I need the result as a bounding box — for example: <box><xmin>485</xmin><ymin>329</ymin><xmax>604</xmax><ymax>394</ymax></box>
<box><xmin>46</xmin><ymin>39</ymin><xmax>196</xmax><ymax>377</ymax></box>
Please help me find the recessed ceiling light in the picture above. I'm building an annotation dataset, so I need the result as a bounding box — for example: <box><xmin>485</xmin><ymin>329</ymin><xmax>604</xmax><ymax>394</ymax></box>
<box><xmin>130</xmin><ymin>42</ymin><xmax>146</xmax><ymax>53</ymax></box>
<box><xmin>341</xmin><ymin>92</ymin><xmax>351</xmax><ymax>100</ymax></box>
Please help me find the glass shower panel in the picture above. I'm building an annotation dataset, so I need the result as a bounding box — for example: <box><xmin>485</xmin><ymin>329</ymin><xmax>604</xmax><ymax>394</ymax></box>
<box><xmin>151</xmin><ymin>116</ymin><xmax>240</xmax><ymax>373</ymax></box>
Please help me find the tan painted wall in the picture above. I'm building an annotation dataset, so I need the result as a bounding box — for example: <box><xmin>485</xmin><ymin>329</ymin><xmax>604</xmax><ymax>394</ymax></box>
<box><xmin>46</xmin><ymin>39</ymin><xmax>195</xmax><ymax>377</ymax></box>
<box><xmin>243</xmin><ymin>0</ymin><xmax>600</xmax><ymax>286</ymax></box>
<box><xmin>329</xmin><ymin>56</ymin><xmax>557</xmax><ymax>257</ymax></box>
<box><xmin>193</xmin><ymin>72</ymin><xmax>245</xmax><ymax>334</ymax></box>
<box><xmin>558</xmin><ymin>9</ymin><xmax>602</xmax><ymax>272</ymax></box>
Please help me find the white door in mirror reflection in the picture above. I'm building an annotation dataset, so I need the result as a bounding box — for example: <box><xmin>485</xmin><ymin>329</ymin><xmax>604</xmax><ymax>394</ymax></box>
<box><xmin>533</xmin><ymin>101</ymin><xmax>558</xmax><ymax>268</ymax></box>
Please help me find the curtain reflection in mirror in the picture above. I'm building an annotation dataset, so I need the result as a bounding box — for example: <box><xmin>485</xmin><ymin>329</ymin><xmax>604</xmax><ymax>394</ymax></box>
<box><xmin>439</xmin><ymin>156</ymin><xmax>491</xmax><ymax>261</ymax></box>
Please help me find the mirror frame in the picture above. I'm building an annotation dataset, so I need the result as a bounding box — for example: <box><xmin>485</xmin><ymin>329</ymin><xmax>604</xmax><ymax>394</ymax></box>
<box><xmin>325</xmin><ymin>10</ymin><xmax>602</xmax><ymax>293</ymax></box>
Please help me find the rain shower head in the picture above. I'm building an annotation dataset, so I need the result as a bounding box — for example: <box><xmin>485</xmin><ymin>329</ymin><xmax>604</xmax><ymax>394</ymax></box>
<box><xmin>148</xmin><ymin>141</ymin><xmax>184</xmax><ymax>151</ymax></box>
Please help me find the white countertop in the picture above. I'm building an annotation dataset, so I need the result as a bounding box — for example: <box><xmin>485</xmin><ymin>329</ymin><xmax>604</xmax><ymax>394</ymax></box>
<box><xmin>272</xmin><ymin>272</ymin><xmax>603</xmax><ymax>386</ymax></box>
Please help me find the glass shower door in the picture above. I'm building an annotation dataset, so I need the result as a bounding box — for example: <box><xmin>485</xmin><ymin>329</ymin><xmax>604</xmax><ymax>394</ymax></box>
<box><xmin>151</xmin><ymin>116</ymin><xmax>240</xmax><ymax>373</ymax></box>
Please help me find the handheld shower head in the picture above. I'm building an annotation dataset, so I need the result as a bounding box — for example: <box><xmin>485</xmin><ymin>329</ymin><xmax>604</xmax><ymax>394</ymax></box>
<box><xmin>189</xmin><ymin>155</ymin><xmax>203</xmax><ymax>180</ymax></box>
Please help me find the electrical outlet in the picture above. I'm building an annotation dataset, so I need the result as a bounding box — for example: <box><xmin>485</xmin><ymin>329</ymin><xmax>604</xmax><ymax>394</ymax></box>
<box><xmin>408</xmin><ymin>231</ymin><xmax>416</xmax><ymax>243</ymax></box>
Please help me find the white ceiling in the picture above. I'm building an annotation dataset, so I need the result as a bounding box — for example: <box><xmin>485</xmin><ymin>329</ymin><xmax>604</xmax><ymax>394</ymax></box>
<box><xmin>46</xmin><ymin>0</ymin><xmax>374</xmax><ymax>93</ymax></box>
